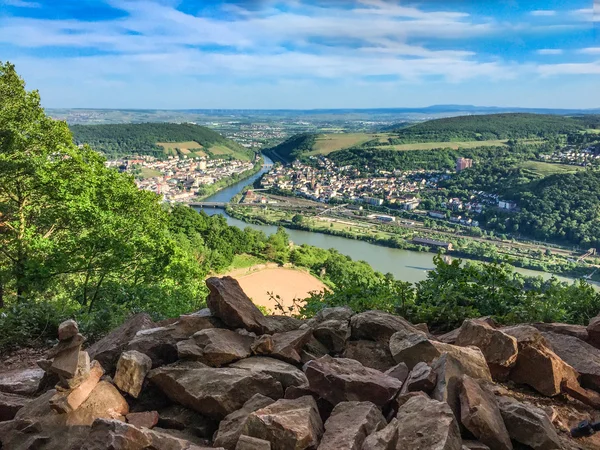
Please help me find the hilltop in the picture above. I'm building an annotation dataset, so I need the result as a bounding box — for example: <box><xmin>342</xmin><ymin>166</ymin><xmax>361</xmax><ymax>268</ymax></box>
<box><xmin>70</xmin><ymin>123</ymin><xmax>254</xmax><ymax>160</ymax></box>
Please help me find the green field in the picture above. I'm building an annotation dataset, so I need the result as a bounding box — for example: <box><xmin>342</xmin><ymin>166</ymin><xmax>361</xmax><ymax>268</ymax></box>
<box><xmin>306</xmin><ymin>133</ymin><xmax>385</xmax><ymax>155</ymax></box>
<box><xmin>519</xmin><ymin>160</ymin><xmax>583</xmax><ymax>176</ymax></box>
<box><xmin>139</xmin><ymin>167</ymin><xmax>162</xmax><ymax>179</ymax></box>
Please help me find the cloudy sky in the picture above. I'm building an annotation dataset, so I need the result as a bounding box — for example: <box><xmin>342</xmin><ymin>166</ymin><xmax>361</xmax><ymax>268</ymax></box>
<box><xmin>0</xmin><ymin>0</ymin><xmax>599</xmax><ymax>109</ymax></box>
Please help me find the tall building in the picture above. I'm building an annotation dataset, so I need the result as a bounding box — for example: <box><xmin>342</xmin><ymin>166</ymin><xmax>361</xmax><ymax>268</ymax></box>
<box><xmin>456</xmin><ymin>157</ymin><xmax>473</xmax><ymax>172</ymax></box>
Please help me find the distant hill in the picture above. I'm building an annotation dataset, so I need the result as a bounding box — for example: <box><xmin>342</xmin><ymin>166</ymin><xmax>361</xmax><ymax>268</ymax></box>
<box><xmin>264</xmin><ymin>133</ymin><xmax>318</xmax><ymax>162</ymax></box>
<box><xmin>71</xmin><ymin>123</ymin><xmax>254</xmax><ymax>160</ymax></box>
<box><xmin>389</xmin><ymin>113</ymin><xmax>585</xmax><ymax>142</ymax></box>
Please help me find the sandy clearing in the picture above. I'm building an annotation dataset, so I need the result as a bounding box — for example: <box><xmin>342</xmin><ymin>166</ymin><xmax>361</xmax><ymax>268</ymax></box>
<box><xmin>224</xmin><ymin>266</ymin><xmax>327</xmax><ymax>314</ymax></box>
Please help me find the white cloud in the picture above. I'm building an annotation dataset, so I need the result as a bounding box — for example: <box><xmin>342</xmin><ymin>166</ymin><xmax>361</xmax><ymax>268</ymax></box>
<box><xmin>530</xmin><ymin>10</ymin><xmax>556</xmax><ymax>17</ymax></box>
<box><xmin>578</xmin><ymin>47</ymin><xmax>600</xmax><ymax>55</ymax></box>
<box><xmin>538</xmin><ymin>61</ymin><xmax>600</xmax><ymax>76</ymax></box>
<box><xmin>1</xmin><ymin>0</ymin><xmax>40</xmax><ymax>7</ymax></box>
<box><xmin>537</xmin><ymin>49</ymin><xmax>563</xmax><ymax>55</ymax></box>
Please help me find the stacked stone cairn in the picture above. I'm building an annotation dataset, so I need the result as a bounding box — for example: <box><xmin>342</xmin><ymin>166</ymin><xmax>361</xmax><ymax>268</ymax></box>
<box><xmin>2</xmin><ymin>275</ymin><xmax>600</xmax><ymax>449</ymax></box>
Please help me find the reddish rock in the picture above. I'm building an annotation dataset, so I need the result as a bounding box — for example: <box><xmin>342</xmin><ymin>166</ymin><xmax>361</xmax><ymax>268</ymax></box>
<box><xmin>229</xmin><ymin>357</ymin><xmax>308</xmax><ymax>390</ymax></box>
<box><xmin>313</xmin><ymin>319</ymin><xmax>350</xmax><ymax>354</ymax></box>
<box><xmin>350</xmin><ymin>310</ymin><xmax>421</xmax><ymax>343</ymax></box>
<box><xmin>402</xmin><ymin>362</ymin><xmax>437</xmax><ymax>394</ymax></box>
<box><xmin>158</xmin><ymin>404</ymin><xmax>218</xmax><ymax>439</ymax></box>
<box><xmin>236</xmin><ymin>435</ymin><xmax>272</xmax><ymax>450</ymax></box>
<box><xmin>271</xmin><ymin>329</ymin><xmax>313</xmax><ymax>364</ymax></box>
<box><xmin>127</xmin><ymin>410</ymin><xmax>159</xmax><ymax>429</ymax></box>
<box><xmin>318</xmin><ymin>401</ymin><xmax>385</xmax><ymax>450</ymax></box>
<box><xmin>384</xmin><ymin>362</ymin><xmax>409</xmax><ymax>384</ymax></box>
<box><xmin>50</xmin><ymin>360</ymin><xmax>104</xmax><ymax>413</ymax></box>
<box><xmin>587</xmin><ymin>314</ymin><xmax>600</xmax><ymax>349</ymax></box>
<box><xmin>532</xmin><ymin>322</ymin><xmax>588</xmax><ymax>341</ymax></box>
<box><xmin>342</xmin><ymin>340</ymin><xmax>396</xmax><ymax>371</ymax></box>
<box><xmin>65</xmin><ymin>381</ymin><xmax>129</xmax><ymax>426</ymax></box>
<box><xmin>361</xmin><ymin>418</ymin><xmax>399</xmax><ymax>450</ymax></box>
<box><xmin>251</xmin><ymin>335</ymin><xmax>274</xmax><ymax>355</ymax></box>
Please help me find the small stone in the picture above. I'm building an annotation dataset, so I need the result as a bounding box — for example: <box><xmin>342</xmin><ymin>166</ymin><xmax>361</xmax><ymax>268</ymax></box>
<box><xmin>63</xmin><ymin>351</ymin><xmax>91</xmax><ymax>389</ymax></box>
<box><xmin>50</xmin><ymin>345</ymin><xmax>82</xmax><ymax>379</ymax></box>
<box><xmin>384</xmin><ymin>362</ymin><xmax>409</xmax><ymax>384</ymax></box>
<box><xmin>251</xmin><ymin>335</ymin><xmax>274</xmax><ymax>355</ymax></box>
<box><xmin>127</xmin><ymin>410</ymin><xmax>159</xmax><ymax>429</ymax></box>
<box><xmin>114</xmin><ymin>350</ymin><xmax>153</xmax><ymax>398</ymax></box>
<box><xmin>58</xmin><ymin>320</ymin><xmax>79</xmax><ymax>341</ymax></box>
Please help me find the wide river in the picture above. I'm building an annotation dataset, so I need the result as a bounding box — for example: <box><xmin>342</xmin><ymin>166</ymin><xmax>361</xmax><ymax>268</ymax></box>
<box><xmin>195</xmin><ymin>155</ymin><xmax>577</xmax><ymax>284</ymax></box>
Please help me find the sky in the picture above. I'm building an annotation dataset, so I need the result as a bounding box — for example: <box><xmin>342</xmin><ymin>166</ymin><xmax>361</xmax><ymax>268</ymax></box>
<box><xmin>0</xmin><ymin>0</ymin><xmax>599</xmax><ymax>109</ymax></box>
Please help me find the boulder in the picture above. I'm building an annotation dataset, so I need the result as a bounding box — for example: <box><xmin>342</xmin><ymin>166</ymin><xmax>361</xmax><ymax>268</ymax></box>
<box><xmin>252</xmin><ymin>335</ymin><xmax>274</xmax><ymax>355</ymax></box>
<box><xmin>87</xmin><ymin>313</ymin><xmax>155</xmax><ymax>373</ymax></box>
<box><xmin>503</xmin><ymin>325</ymin><xmax>578</xmax><ymax>396</ymax></box>
<box><xmin>393</xmin><ymin>391</ymin><xmax>429</xmax><ymax>410</ymax></box>
<box><xmin>229</xmin><ymin>357</ymin><xmax>308</xmax><ymax>390</ymax></box>
<box><xmin>389</xmin><ymin>330</ymin><xmax>441</xmax><ymax>369</ymax></box>
<box><xmin>127</xmin><ymin>410</ymin><xmax>159</xmax><ymax>429</ymax></box>
<box><xmin>432</xmin><ymin>343</ymin><xmax>492</xmax><ymax>382</ymax></box>
<box><xmin>455</xmin><ymin>320</ymin><xmax>518</xmax><ymax>379</ymax></box>
<box><xmin>532</xmin><ymin>322</ymin><xmax>588</xmax><ymax>341</ymax></box>
<box><xmin>587</xmin><ymin>314</ymin><xmax>600</xmax><ymax>348</ymax></box>
<box><xmin>459</xmin><ymin>376</ymin><xmax>512</xmax><ymax>450</ymax></box>
<box><xmin>14</xmin><ymin>389</ymin><xmax>56</xmax><ymax>420</ymax></box>
<box><xmin>158</xmin><ymin>405</ymin><xmax>218</xmax><ymax>439</ymax></box>
<box><xmin>283</xmin><ymin>385</ymin><xmax>335</xmax><ymax>422</ymax></box>
<box><xmin>313</xmin><ymin>319</ymin><xmax>350</xmax><ymax>354</ymax></box>
<box><xmin>0</xmin><ymin>391</ymin><xmax>29</xmax><ymax>422</ymax></box>
<box><xmin>342</xmin><ymin>340</ymin><xmax>396</xmax><ymax>371</ymax></box>
<box><xmin>318</xmin><ymin>401</ymin><xmax>385</xmax><ymax>450</ymax></box>
<box><xmin>206</xmin><ymin>276</ymin><xmax>270</xmax><ymax>334</ymax></box>
<box><xmin>395</xmin><ymin>395</ymin><xmax>462</xmax><ymax>450</ymax></box>
<box><xmin>0</xmin><ymin>368</ymin><xmax>44</xmax><ymax>396</ymax></box>
<box><xmin>58</xmin><ymin>319</ymin><xmax>79</xmax><ymax>341</ymax></box>
<box><xmin>65</xmin><ymin>380</ymin><xmax>129</xmax><ymax>426</ymax></box>
<box><xmin>178</xmin><ymin>328</ymin><xmax>254</xmax><ymax>367</ymax></box>
<box><xmin>542</xmin><ymin>331</ymin><xmax>600</xmax><ymax>392</ymax></box>
<box><xmin>127</xmin><ymin>326</ymin><xmax>180</xmax><ymax>368</ymax></box>
<box><xmin>304</xmin><ymin>355</ymin><xmax>402</xmax><ymax>407</ymax></box>
<box><xmin>350</xmin><ymin>310</ymin><xmax>420</xmax><ymax>343</ymax></box>
<box><xmin>315</xmin><ymin>306</ymin><xmax>354</xmax><ymax>322</ymax></box>
<box><xmin>437</xmin><ymin>328</ymin><xmax>460</xmax><ymax>344</ymax></box>
<box><xmin>402</xmin><ymin>362</ymin><xmax>437</xmax><ymax>394</ymax></box>
<box><xmin>265</xmin><ymin>316</ymin><xmax>304</xmax><ymax>333</ymax></box>
<box><xmin>213</xmin><ymin>393</ymin><xmax>276</xmax><ymax>450</ymax></box>
<box><xmin>236</xmin><ymin>435</ymin><xmax>271</xmax><ymax>450</ymax></box>
<box><xmin>384</xmin><ymin>362</ymin><xmax>409</xmax><ymax>384</ymax></box>
<box><xmin>271</xmin><ymin>329</ymin><xmax>313</xmax><ymax>364</ymax></box>
<box><xmin>50</xmin><ymin>360</ymin><xmax>104</xmax><ymax>413</ymax></box>
<box><xmin>114</xmin><ymin>350</ymin><xmax>152</xmax><ymax>398</ymax></box>
<box><xmin>361</xmin><ymin>418</ymin><xmax>398</xmax><ymax>450</ymax></box>
<box><xmin>243</xmin><ymin>396</ymin><xmax>324</xmax><ymax>450</ymax></box>
<box><xmin>148</xmin><ymin>361</ymin><xmax>283</xmax><ymax>419</ymax></box>
<box><xmin>497</xmin><ymin>396</ymin><xmax>562</xmax><ymax>450</ymax></box>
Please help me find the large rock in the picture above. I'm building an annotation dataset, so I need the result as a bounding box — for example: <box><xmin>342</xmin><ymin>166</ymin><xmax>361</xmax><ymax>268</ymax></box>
<box><xmin>315</xmin><ymin>306</ymin><xmax>354</xmax><ymax>322</ymax></box>
<box><xmin>178</xmin><ymin>329</ymin><xmax>254</xmax><ymax>367</ymax></box>
<box><xmin>50</xmin><ymin>360</ymin><xmax>104</xmax><ymax>413</ymax></box>
<box><xmin>0</xmin><ymin>368</ymin><xmax>44</xmax><ymax>396</ymax></box>
<box><xmin>532</xmin><ymin>322</ymin><xmax>588</xmax><ymax>341</ymax></box>
<box><xmin>213</xmin><ymin>393</ymin><xmax>275</xmax><ymax>450</ymax></box>
<box><xmin>459</xmin><ymin>376</ymin><xmax>512</xmax><ymax>450</ymax></box>
<box><xmin>0</xmin><ymin>392</ymin><xmax>29</xmax><ymax>422</ymax></box>
<box><xmin>127</xmin><ymin>327</ymin><xmax>181</xmax><ymax>368</ymax></box>
<box><xmin>243</xmin><ymin>396</ymin><xmax>324</xmax><ymax>450</ymax></box>
<box><xmin>148</xmin><ymin>361</ymin><xmax>283</xmax><ymax>419</ymax></box>
<box><xmin>455</xmin><ymin>320</ymin><xmax>518</xmax><ymax>379</ymax></box>
<box><xmin>271</xmin><ymin>329</ymin><xmax>313</xmax><ymax>364</ymax></box>
<box><xmin>361</xmin><ymin>418</ymin><xmax>398</xmax><ymax>450</ymax></box>
<box><xmin>313</xmin><ymin>319</ymin><xmax>350</xmax><ymax>354</ymax></box>
<box><xmin>318</xmin><ymin>401</ymin><xmax>385</xmax><ymax>450</ymax></box>
<box><xmin>389</xmin><ymin>330</ymin><xmax>441</xmax><ymax>369</ymax></box>
<box><xmin>542</xmin><ymin>331</ymin><xmax>600</xmax><ymax>392</ymax></box>
<box><xmin>384</xmin><ymin>363</ymin><xmax>409</xmax><ymax>384</ymax></box>
<box><xmin>206</xmin><ymin>276</ymin><xmax>270</xmax><ymax>334</ymax></box>
<box><xmin>304</xmin><ymin>355</ymin><xmax>402</xmax><ymax>407</ymax></box>
<box><xmin>497</xmin><ymin>396</ymin><xmax>562</xmax><ymax>450</ymax></box>
<box><xmin>395</xmin><ymin>395</ymin><xmax>462</xmax><ymax>450</ymax></box>
<box><xmin>265</xmin><ymin>316</ymin><xmax>304</xmax><ymax>333</ymax></box>
<box><xmin>229</xmin><ymin>357</ymin><xmax>308</xmax><ymax>390</ymax></box>
<box><xmin>114</xmin><ymin>350</ymin><xmax>153</xmax><ymax>398</ymax></box>
<box><xmin>503</xmin><ymin>325</ymin><xmax>578</xmax><ymax>396</ymax></box>
<box><xmin>402</xmin><ymin>362</ymin><xmax>437</xmax><ymax>394</ymax></box>
<box><xmin>342</xmin><ymin>340</ymin><xmax>396</xmax><ymax>371</ymax></box>
<box><xmin>158</xmin><ymin>405</ymin><xmax>218</xmax><ymax>439</ymax></box>
<box><xmin>350</xmin><ymin>311</ymin><xmax>420</xmax><ymax>343</ymax></box>
<box><xmin>87</xmin><ymin>313</ymin><xmax>155</xmax><ymax>373</ymax></box>
<box><xmin>65</xmin><ymin>380</ymin><xmax>130</xmax><ymax>426</ymax></box>
<box><xmin>236</xmin><ymin>435</ymin><xmax>272</xmax><ymax>450</ymax></box>
<box><xmin>127</xmin><ymin>410</ymin><xmax>159</xmax><ymax>429</ymax></box>
<box><xmin>588</xmin><ymin>314</ymin><xmax>600</xmax><ymax>348</ymax></box>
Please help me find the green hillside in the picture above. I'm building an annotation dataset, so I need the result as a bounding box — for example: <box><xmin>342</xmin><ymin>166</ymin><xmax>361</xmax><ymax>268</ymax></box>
<box><xmin>390</xmin><ymin>113</ymin><xmax>584</xmax><ymax>142</ymax></box>
<box><xmin>70</xmin><ymin>123</ymin><xmax>254</xmax><ymax>160</ymax></box>
<box><xmin>264</xmin><ymin>132</ymin><xmax>318</xmax><ymax>162</ymax></box>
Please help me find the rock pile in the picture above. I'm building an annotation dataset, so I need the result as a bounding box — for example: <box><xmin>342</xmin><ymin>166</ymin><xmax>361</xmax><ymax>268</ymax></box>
<box><xmin>2</xmin><ymin>276</ymin><xmax>600</xmax><ymax>449</ymax></box>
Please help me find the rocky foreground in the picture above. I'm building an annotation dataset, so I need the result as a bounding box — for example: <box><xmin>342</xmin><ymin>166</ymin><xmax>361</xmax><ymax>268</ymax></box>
<box><xmin>2</xmin><ymin>277</ymin><xmax>600</xmax><ymax>449</ymax></box>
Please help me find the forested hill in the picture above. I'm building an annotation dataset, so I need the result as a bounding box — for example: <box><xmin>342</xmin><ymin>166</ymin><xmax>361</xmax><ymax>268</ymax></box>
<box><xmin>391</xmin><ymin>113</ymin><xmax>585</xmax><ymax>142</ymax></box>
<box><xmin>71</xmin><ymin>123</ymin><xmax>253</xmax><ymax>159</ymax></box>
<box><xmin>264</xmin><ymin>132</ymin><xmax>317</xmax><ymax>162</ymax></box>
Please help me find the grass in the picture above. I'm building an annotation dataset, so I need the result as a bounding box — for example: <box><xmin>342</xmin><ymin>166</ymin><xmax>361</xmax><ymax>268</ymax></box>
<box><xmin>227</xmin><ymin>254</ymin><xmax>266</xmax><ymax>271</ymax></box>
<box><xmin>520</xmin><ymin>160</ymin><xmax>583</xmax><ymax>176</ymax></box>
<box><xmin>307</xmin><ymin>133</ymin><xmax>385</xmax><ymax>155</ymax></box>
<box><xmin>157</xmin><ymin>141</ymin><xmax>203</xmax><ymax>151</ymax></box>
<box><xmin>139</xmin><ymin>168</ymin><xmax>162</xmax><ymax>179</ymax></box>
<box><xmin>208</xmin><ymin>144</ymin><xmax>251</xmax><ymax>161</ymax></box>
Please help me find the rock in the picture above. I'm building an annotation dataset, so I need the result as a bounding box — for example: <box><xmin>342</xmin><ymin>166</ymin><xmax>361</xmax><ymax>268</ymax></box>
<box><xmin>14</xmin><ymin>389</ymin><xmax>55</xmax><ymax>420</ymax></box>
<box><xmin>361</xmin><ymin>418</ymin><xmax>398</xmax><ymax>450</ymax></box>
<box><xmin>127</xmin><ymin>410</ymin><xmax>159</xmax><ymax>428</ymax></box>
<box><xmin>206</xmin><ymin>276</ymin><xmax>270</xmax><ymax>334</ymax></box>
<box><xmin>58</xmin><ymin>319</ymin><xmax>79</xmax><ymax>341</ymax></box>
<box><xmin>65</xmin><ymin>380</ymin><xmax>129</xmax><ymax>426</ymax></box>
<box><xmin>213</xmin><ymin>393</ymin><xmax>276</xmax><ymax>450</ymax></box>
<box><xmin>588</xmin><ymin>314</ymin><xmax>600</xmax><ymax>348</ymax></box>
<box><xmin>178</xmin><ymin>328</ymin><xmax>254</xmax><ymax>367</ymax></box>
<box><xmin>128</xmin><ymin>382</ymin><xmax>172</xmax><ymax>413</ymax></box>
<box><xmin>393</xmin><ymin>391</ymin><xmax>429</xmax><ymax>410</ymax></box>
<box><xmin>61</xmin><ymin>351</ymin><xmax>91</xmax><ymax>389</ymax></box>
<box><xmin>304</xmin><ymin>355</ymin><xmax>402</xmax><ymax>407</ymax></box>
<box><xmin>342</xmin><ymin>340</ymin><xmax>396</xmax><ymax>371</ymax></box>
<box><xmin>350</xmin><ymin>310</ymin><xmax>420</xmax><ymax>343</ymax></box>
<box><xmin>50</xmin><ymin>360</ymin><xmax>104</xmax><ymax>413</ymax></box>
<box><xmin>243</xmin><ymin>396</ymin><xmax>324</xmax><ymax>450</ymax></box>
<box><xmin>384</xmin><ymin>362</ymin><xmax>409</xmax><ymax>384</ymax></box>
<box><xmin>437</xmin><ymin>328</ymin><xmax>460</xmax><ymax>344</ymax></box>
<box><xmin>432</xmin><ymin>343</ymin><xmax>492</xmax><ymax>382</ymax></box>
<box><xmin>271</xmin><ymin>329</ymin><xmax>313</xmax><ymax>364</ymax></box>
<box><xmin>301</xmin><ymin>335</ymin><xmax>329</xmax><ymax>364</ymax></box>
<box><xmin>158</xmin><ymin>405</ymin><xmax>218</xmax><ymax>438</ymax></box>
<box><xmin>413</xmin><ymin>323</ymin><xmax>430</xmax><ymax>334</ymax></box>
<box><xmin>459</xmin><ymin>376</ymin><xmax>512</xmax><ymax>450</ymax></box>
<box><xmin>313</xmin><ymin>319</ymin><xmax>350</xmax><ymax>354</ymax></box>
<box><xmin>455</xmin><ymin>320</ymin><xmax>518</xmax><ymax>380</ymax></box>
<box><xmin>503</xmin><ymin>325</ymin><xmax>578</xmax><ymax>396</ymax></box>
<box><xmin>114</xmin><ymin>350</ymin><xmax>152</xmax><ymax>398</ymax></box>
<box><xmin>315</xmin><ymin>306</ymin><xmax>354</xmax><ymax>322</ymax></box>
<box><xmin>0</xmin><ymin>392</ymin><xmax>29</xmax><ymax>422</ymax></box>
<box><xmin>395</xmin><ymin>395</ymin><xmax>462</xmax><ymax>450</ymax></box>
<box><xmin>542</xmin><ymin>331</ymin><xmax>600</xmax><ymax>392</ymax></box>
<box><xmin>0</xmin><ymin>368</ymin><xmax>44</xmax><ymax>396</ymax></box>
<box><xmin>318</xmin><ymin>401</ymin><xmax>385</xmax><ymax>450</ymax></box>
<box><xmin>47</xmin><ymin>333</ymin><xmax>85</xmax><ymax>359</ymax></box>
<box><xmin>497</xmin><ymin>396</ymin><xmax>562</xmax><ymax>450</ymax></box>
<box><xmin>389</xmin><ymin>330</ymin><xmax>441</xmax><ymax>369</ymax></box>
<box><xmin>559</xmin><ymin>377</ymin><xmax>600</xmax><ymax>409</ymax></box>
<box><xmin>403</xmin><ymin>362</ymin><xmax>437</xmax><ymax>394</ymax></box>
<box><xmin>87</xmin><ymin>313</ymin><xmax>154</xmax><ymax>373</ymax></box>
<box><xmin>252</xmin><ymin>335</ymin><xmax>274</xmax><ymax>355</ymax></box>
<box><xmin>148</xmin><ymin>361</ymin><xmax>283</xmax><ymax>419</ymax></box>
<box><xmin>127</xmin><ymin>326</ymin><xmax>180</xmax><ymax>368</ymax></box>
<box><xmin>532</xmin><ymin>322</ymin><xmax>588</xmax><ymax>341</ymax></box>
<box><xmin>170</xmin><ymin>310</ymin><xmax>223</xmax><ymax>339</ymax></box>
<box><xmin>229</xmin><ymin>357</ymin><xmax>308</xmax><ymax>390</ymax></box>
<box><xmin>265</xmin><ymin>316</ymin><xmax>304</xmax><ymax>333</ymax></box>
<box><xmin>462</xmin><ymin>442</ymin><xmax>491</xmax><ymax>450</ymax></box>
<box><xmin>236</xmin><ymin>435</ymin><xmax>272</xmax><ymax>450</ymax></box>
<box><xmin>50</xmin><ymin>345</ymin><xmax>81</xmax><ymax>379</ymax></box>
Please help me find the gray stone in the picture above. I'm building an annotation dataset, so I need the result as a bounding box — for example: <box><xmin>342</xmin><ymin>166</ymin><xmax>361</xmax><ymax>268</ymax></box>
<box><xmin>342</xmin><ymin>340</ymin><xmax>396</xmax><ymax>371</ymax></box>
<box><xmin>313</xmin><ymin>319</ymin><xmax>350</xmax><ymax>354</ymax></box>
<box><xmin>114</xmin><ymin>350</ymin><xmax>153</xmax><ymax>398</ymax></box>
<box><xmin>403</xmin><ymin>362</ymin><xmax>437</xmax><ymax>394</ymax></box>
<box><xmin>350</xmin><ymin>311</ymin><xmax>421</xmax><ymax>343</ymax></box>
<box><xmin>58</xmin><ymin>320</ymin><xmax>79</xmax><ymax>341</ymax></box>
<box><xmin>0</xmin><ymin>368</ymin><xmax>44</xmax><ymax>396</ymax></box>
<box><xmin>178</xmin><ymin>328</ymin><xmax>254</xmax><ymax>367</ymax></box>
<box><xmin>389</xmin><ymin>330</ymin><xmax>440</xmax><ymax>369</ymax></box>
<box><xmin>229</xmin><ymin>357</ymin><xmax>308</xmax><ymax>390</ymax></box>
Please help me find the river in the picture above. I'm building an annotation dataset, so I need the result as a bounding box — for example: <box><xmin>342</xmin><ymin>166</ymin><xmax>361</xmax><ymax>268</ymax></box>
<box><xmin>195</xmin><ymin>155</ymin><xmax>578</xmax><ymax>284</ymax></box>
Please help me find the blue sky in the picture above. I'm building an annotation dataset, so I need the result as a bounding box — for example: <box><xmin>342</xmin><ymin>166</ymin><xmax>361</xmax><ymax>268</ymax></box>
<box><xmin>0</xmin><ymin>0</ymin><xmax>599</xmax><ymax>109</ymax></box>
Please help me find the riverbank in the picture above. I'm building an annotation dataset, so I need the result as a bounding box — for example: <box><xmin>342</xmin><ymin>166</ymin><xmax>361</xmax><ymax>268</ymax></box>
<box><xmin>194</xmin><ymin>158</ymin><xmax>264</xmax><ymax>201</ymax></box>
